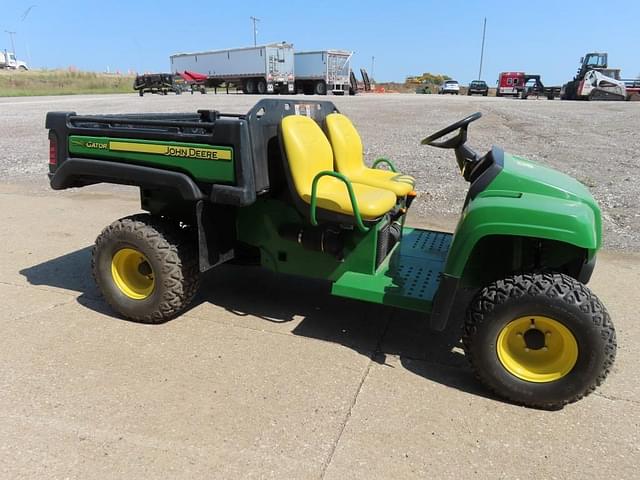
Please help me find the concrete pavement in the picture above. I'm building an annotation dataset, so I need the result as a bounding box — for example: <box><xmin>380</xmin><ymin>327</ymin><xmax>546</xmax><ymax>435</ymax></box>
<box><xmin>1</xmin><ymin>184</ymin><xmax>638</xmax><ymax>479</ymax></box>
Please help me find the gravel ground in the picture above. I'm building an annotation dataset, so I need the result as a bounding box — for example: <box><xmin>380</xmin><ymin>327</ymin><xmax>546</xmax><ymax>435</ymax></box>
<box><xmin>1</xmin><ymin>93</ymin><xmax>638</xmax><ymax>250</ymax></box>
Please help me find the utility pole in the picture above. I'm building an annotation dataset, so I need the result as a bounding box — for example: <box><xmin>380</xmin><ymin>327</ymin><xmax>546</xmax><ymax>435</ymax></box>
<box><xmin>477</xmin><ymin>17</ymin><xmax>487</xmax><ymax>80</ymax></box>
<box><xmin>371</xmin><ymin>56</ymin><xmax>375</xmax><ymax>81</ymax></box>
<box><xmin>250</xmin><ymin>16</ymin><xmax>260</xmax><ymax>46</ymax></box>
<box><xmin>5</xmin><ymin>31</ymin><xmax>17</xmax><ymax>56</ymax></box>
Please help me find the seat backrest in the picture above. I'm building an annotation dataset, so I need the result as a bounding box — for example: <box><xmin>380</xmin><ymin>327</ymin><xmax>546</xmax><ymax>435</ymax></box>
<box><xmin>325</xmin><ymin>113</ymin><xmax>366</xmax><ymax>177</ymax></box>
<box><xmin>280</xmin><ymin>115</ymin><xmax>334</xmax><ymax>198</ymax></box>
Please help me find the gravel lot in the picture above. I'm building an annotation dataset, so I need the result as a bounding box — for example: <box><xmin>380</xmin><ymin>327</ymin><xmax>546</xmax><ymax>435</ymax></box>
<box><xmin>1</xmin><ymin>93</ymin><xmax>638</xmax><ymax>250</ymax></box>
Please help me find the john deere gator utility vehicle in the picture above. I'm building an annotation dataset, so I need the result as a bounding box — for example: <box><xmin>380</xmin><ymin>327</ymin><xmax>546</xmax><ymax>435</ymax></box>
<box><xmin>46</xmin><ymin>99</ymin><xmax>616</xmax><ymax>409</ymax></box>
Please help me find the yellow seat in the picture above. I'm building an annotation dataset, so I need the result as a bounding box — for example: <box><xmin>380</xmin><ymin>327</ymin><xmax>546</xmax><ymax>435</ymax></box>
<box><xmin>280</xmin><ymin>115</ymin><xmax>396</xmax><ymax>220</ymax></box>
<box><xmin>325</xmin><ymin>113</ymin><xmax>415</xmax><ymax>197</ymax></box>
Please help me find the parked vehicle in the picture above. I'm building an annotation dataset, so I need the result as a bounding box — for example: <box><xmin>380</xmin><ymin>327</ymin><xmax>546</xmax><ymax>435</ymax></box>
<box><xmin>467</xmin><ymin>80</ymin><xmax>488</xmax><ymax>96</ymax></box>
<box><xmin>496</xmin><ymin>72</ymin><xmax>524</xmax><ymax>97</ymax></box>
<box><xmin>294</xmin><ymin>50</ymin><xmax>352</xmax><ymax>95</ymax></box>
<box><xmin>170</xmin><ymin>42</ymin><xmax>295</xmax><ymax>94</ymax></box>
<box><xmin>439</xmin><ymin>80</ymin><xmax>459</xmax><ymax>94</ymax></box>
<box><xmin>0</xmin><ymin>49</ymin><xmax>28</xmax><ymax>70</ymax></box>
<box><xmin>623</xmin><ymin>78</ymin><xmax>640</xmax><ymax>97</ymax></box>
<box><xmin>46</xmin><ymin>99</ymin><xmax>616</xmax><ymax>409</ymax></box>
<box><xmin>133</xmin><ymin>73</ymin><xmax>184</xmax><ymax>96</ymax></box>
<box><xmin>561</xmin><ymin>52</ymin><xmax>627</xmax><ymax>101</ymax></box>
<box><xmin>497</xmin><ymin>72</ymin><xmax>560</xmax><ymax>99</ymax></box>
<box><xmin>520</xmin><ymin>75</ymin><xmax>561</xmax><ymax>100</ymax></box>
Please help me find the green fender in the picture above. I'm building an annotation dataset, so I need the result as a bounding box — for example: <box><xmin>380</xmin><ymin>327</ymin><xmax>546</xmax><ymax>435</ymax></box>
<box><xmin>444</xmin><ymin>191</ymin><xmax>601</xmax><ymax>278</ymax></box>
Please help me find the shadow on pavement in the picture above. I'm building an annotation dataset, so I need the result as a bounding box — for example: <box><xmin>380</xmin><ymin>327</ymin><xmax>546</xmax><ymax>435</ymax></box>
<box><xmin>20</xmin><ymin>247</ymin><xmax>495</xmax><ymax>402</ymax></box>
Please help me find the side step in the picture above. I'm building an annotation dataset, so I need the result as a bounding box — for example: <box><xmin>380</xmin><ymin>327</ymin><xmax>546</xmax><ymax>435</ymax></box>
<box><xmin>332</xmin><ymin>228</ymin><xmax>452</xmax><ymax>313</ymax></box>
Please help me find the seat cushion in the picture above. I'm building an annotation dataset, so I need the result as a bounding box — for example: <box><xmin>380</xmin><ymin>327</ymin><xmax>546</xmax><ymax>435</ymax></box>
<box><xmin>281</xmin><ymin>115</ymin><xmax>396</xmax><ymax>220</ymax></box>
<box><xmin>301</xmin><ymin>176</ymin><xmax>396</xmax><ymax>220</ymax></box>
<box><xmin>325</xmin><ymin>113</ymin><xmax>415</xmax><ymax>197</ymax></box>
<box><xmin>281</xmin><ymin>115</ymin><xmax>335</xmax><ymax>199</ymax></box>
<box><xmin>349</xmin><ymin>168</ymin><xmax>415</xmax><ymax>196</ymax></box>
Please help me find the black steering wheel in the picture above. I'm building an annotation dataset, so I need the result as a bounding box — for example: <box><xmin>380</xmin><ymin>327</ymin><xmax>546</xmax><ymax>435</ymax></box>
<box><xmin>420</xmin><ymin>112</ymin><xmax>482</xmax><ymax>149</ymax></box>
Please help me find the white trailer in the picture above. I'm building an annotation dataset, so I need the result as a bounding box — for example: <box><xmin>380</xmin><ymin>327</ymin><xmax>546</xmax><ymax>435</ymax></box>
<box><xmin>170</xmin><ymin>42</ymin><xmax>294</xmax><ymax>94</ymax></box>
<box><xmin>294</xmin><ymin>50</ymin><xmax>353</xmax><ymax>95</ymax></box>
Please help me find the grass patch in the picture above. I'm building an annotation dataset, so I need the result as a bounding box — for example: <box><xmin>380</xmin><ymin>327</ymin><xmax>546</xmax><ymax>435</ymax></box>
<box><xmin>0</xmin><ymin>70</ymin><xmax>135</xmax><ymax>97</ymax></box>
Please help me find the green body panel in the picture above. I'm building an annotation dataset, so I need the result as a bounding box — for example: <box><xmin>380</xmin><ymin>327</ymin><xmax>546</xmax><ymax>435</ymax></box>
<box><xmin>444</xmin><ymin>153</ymin><xmax>602</xmax><ymax>278</ymax></box>
<box><xmin>236</xmin><ymin>198</ymin><xmax>451</xmax><ymax>312</ymax></box>
<box><xmin>236</xmin><ymin>198</ymin><xmax>379</xmax><ymax>281</ymax></box>
<box><xmin>332</xmin><ymin>229</ymin><xmax>452</xmax><ymax>312</ymax></box>
<box><xmin>68</xmin><ymin>135</ymin><xmax>235</xmax><ymax>183</ymax></box>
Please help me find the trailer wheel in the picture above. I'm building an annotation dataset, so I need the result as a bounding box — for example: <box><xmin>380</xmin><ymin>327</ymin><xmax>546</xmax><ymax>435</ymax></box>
<box><xmin>244</xmin><ymin>79</ymin><xmax>256</xmax><ymax>94</ymax></box>
<box><xmin>92</xmin><ymin>214</ymin><xmax>201</xmax><ymax>324</ymax></box>
<box><xmin>463</xmin><ymin>272</ymin><xmax>616</xmax><ymax>409</ymax></box>
<box><xmin>315</xmin><ymin>80</ymin><xmax>327</xmax><ymax>95</ymax></box>
<box><xmin>257</xmin><ymin>79</ymin><xmax>267</xmax><ymax>94</ymax></box>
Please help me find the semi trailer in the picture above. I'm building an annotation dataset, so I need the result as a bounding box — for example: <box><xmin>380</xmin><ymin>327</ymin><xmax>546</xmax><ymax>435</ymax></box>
<box><xmin>170</xmin><ymin>42</ymin><xmax>295</xmax><ymax>94</ymax></box>
<box><xmin>294</xmin><ymin>50</ymin><xmax>353</xmax><ymax>95</ymax></box>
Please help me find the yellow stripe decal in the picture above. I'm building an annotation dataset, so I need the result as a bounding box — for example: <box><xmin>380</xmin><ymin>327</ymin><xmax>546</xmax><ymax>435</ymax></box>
<box><xmin>108</xmin><ymin>141</ymin><xmax>232</xmax><ymax>161</ymax></box>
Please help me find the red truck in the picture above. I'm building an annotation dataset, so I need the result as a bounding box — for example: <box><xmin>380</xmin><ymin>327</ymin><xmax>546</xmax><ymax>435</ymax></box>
<box><xmin>496</xmin><ymin>72</ymin><xmax>560</xmax><ymax>100</ymax></box>
<box><xmin>496</xmin><ymin>72</ymin><xmax>524</xmax><ymax>97</ymax></box>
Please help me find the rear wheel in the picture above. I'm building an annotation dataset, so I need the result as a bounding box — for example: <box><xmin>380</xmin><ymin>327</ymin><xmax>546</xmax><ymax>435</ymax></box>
<box><xmin>244</xmin><ymin>79</ymin><xmax>256</xmax><ymax>94</ymax></box>
<box><xmin>463</xmin><ymin>272</ymin><xmax>616</xmax><ymax>409</ymax></box>
<box><xmin>92</xmin><ymin>214</ymin><xmax>200</xmax><ymax>324</ymax></box>
<box><xmin>315</xmin><ymin>80</ymin><xmax>327</xmax><ymax>95</ymax></box>
<box><xmin>256</xmin><ymin>79</ymin><xmax>267</xmax><ymax>94</ymax></box>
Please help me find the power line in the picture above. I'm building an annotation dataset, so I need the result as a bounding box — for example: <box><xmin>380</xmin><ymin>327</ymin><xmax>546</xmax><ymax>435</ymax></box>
<box><xmin>21</xmin><ymin>5</ymin><xmax>37</xmax><ymax>22</ymax></box>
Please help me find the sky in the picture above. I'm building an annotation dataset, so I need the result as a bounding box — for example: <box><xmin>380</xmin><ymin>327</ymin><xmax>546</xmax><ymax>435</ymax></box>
<box><xmin>1</xmin><ymin>0</ymin><xmax>638</xmax><ymax>85</ymax></box>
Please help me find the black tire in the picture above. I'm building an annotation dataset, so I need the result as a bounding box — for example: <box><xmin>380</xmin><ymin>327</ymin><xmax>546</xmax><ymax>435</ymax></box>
<box><xmin>138</xmin><ymin>90</ymin><xmax>144</xmax><ymax>97</ymax></box>
<box><xmin>92</xmin><ymin>214</ymin><xmax>201</xmax><ymax>324</ymax></box>
<box><xmin>256</xmin><ymin>79</ymin><xmax>267</xmax><ymax>94</ymax></box>
<box><xmin>244</xmin><ymin>79</ymin><xmax>256</xmax><ymax>94</ymax></box>
<box><xmin>315</xmin><ymin>80</ymin><xmax>327</xmax><ymax>95</ymax></box>
<box><xmin>463</xmin><ymin>272</ymin><xmax>616</xmax><ymax>409</ymax></box>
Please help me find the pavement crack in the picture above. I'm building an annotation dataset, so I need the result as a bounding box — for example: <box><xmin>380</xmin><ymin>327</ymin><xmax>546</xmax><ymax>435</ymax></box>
<box><xmin>593</xmin><ymin>391</ymin><xmax>640</xmax><ymax>405</ymax></box>
<box><xmin>8</xmin><ymin>296</ymin><xmax>77</xmax><ymax>322</ymax></box>
<box><xmin>319</xmin><ymin>308</ymin><xmax>392</xmax><ymax>480</ymax></box>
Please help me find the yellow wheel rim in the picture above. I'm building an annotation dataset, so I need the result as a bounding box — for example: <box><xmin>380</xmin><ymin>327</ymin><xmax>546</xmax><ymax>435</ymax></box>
<box><xmin>111</xmin><ymin>248</ymin><xmax>155</xmax><ymax>300</ymax></box>
<box><xmin>497</xmin><ymin>316</ymin><xmax>578</xmax><ymax>383</ymax></box>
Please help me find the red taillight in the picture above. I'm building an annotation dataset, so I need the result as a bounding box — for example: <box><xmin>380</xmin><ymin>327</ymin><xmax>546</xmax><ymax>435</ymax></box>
<box><xmin>49</xmin><ymin>134</ymin><xmax>57</xmax><ymax>166</ymax></box>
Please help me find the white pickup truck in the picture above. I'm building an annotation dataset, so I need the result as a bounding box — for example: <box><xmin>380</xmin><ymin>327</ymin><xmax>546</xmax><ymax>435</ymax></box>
<box><xmin>1</xmin><ymin>50</ymin><xmax>28</xmax><ymax>70</ymax></box>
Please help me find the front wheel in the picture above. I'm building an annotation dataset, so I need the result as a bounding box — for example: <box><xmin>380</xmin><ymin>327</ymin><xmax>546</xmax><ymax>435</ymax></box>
<box><xmin>463</xmin><ymin>272</ymin><xmax>616</xmax><ymax>409</ymax></box>
<box><xmin>92</xmin><ymin>214</ymin><xmax>201</xmax><ymax>324</ymax></box>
